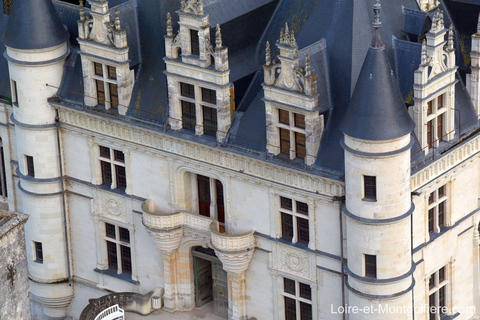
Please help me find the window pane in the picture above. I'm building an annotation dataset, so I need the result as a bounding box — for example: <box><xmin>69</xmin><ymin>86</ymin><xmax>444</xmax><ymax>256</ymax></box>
<box><xmin>296</xmin><ymin>201</ymin><xmax>308</xmax><ymax>215</ymax></box>
<box><xmin>427</xmin><ymin>100</ymin><xmax>433</xmax><ymax>115</ymax></box>
<box><xmin>438</xmin><ymin>202</ymin><xmax>445</xmax><ymax>227</ymax></box>
<box><xmin>280</xmin><ymin>197</ymin><xmax>293</xmax><ymax>210</ymax></box>
<box><xmin>438</xmin><ymin>94</ymin><xmax>444</xmax><ymax>109</ymax></box>
<box><xmin>116</xmin><ymin>165</ymin><xmax>127</xmax><ymax>191</ymax></box>
<box><xmin>279</xmin><ymin>109</ymin><xmax>289</xmax><ymax>125</ymax></box>
<box><xmin>121</xmin><ymin>245</ymin><xmax>132</xmax><ymax>275</ymax></box>
<box><xmin>26</xmin><ymin>155</ymin><xmax>34</xmax><ymax>177</ymax></box>
<box><xmin>109</xmin><ymin>83</ymin><xmax>119</xmax><ymax>109</ymax></box>
<box><xmin>107</xmin><ymin>241</ymin><xmax>117</xmax><ymax>271</ymax></box>
<box><xmin>283</xmin><ymin>278</ymin><xmax>296</xmax><ymax>295</ymax></box>
<box><xmin>428</xmin><ymin>208</ymin><xmax>435</xmax><ymax>234</ymax></box>
<box><xmin>428</xmin><ymin>192</ymin><xmax>434</xmax><ymax>204</ymax></box>
<box><xmin>284</xmin><ymin>297</ymin><xmax>296</xmax><ymax>320</ymax></box>
<box><xmin>1</xmin><ymin>146</ymin><xmax>7</xmax><ymax>197</ymax></box>
<box><xmin>180</xmin><ymin>83</ymin><xmax>195</xmax><ymax>98</ymax></box>
<box><xmin>281</xmin><ymin>212</ymin><xmax>294</xmax><ymax>241</ymax></box>
<box><xmin>429</xmin><ymin>274</ymin><xmax>434</xmax><ymax>290</ymax></box>
<box><xmin>94</xmin><ymin>62</ymin><xmax>103</xmax><ymax>76</ymax></box>
<box><xmin>100</xmin><ymin>146</ymin><xmax>110</xmax><ymax>158</ymax></box>
<box><xmin>119</xmin><ymin>227</ymin><xmax>130</xmax><ymax>243</ymax></box>
<box><xmin>437</xmin><ymin>114</ymin><xmax>444</xmax><ymax>143</ymax></box>
<box><xmin>203</xmin><ymin>106</ymin><xmax>217</xmax><ymax>137</ymax></box>
<box><xmin>114</xmin><ymin>150</ymin><xmax>124</xmax><ymax>162</ymax></box>
<box><xmin>297</xmin><ymin>217</ymin><xmax>309</xmax><ymax>244</ymax></box>
<box><xmin>101</xmin><ymin>161</ymin><xmax>112</xmax><ymax>186</ymax></box>
<box><xmin>190</xmin><ymin>29</ymin><xmax>200</xmax><ymax>55</ymax></box>
<box><xmin>182</xmin><ymin>101</ymin><xmax>196</xmax><ymax>131</ymax></box>
<box><xmin>429</xmin><ymin>294</ymin><xmax>435</xmax><ymax>320</ymax></box>
<box><xmin>439</xmin><ymin>286</ymin><xmax>446</xmax><ymax>312</ymax></box>
<box><xmin>96</xmin><ymin>80</ymin><xmax>105</xmax><ymax>105</ymax></box>
<box><xmin>105</xmin><ymin>223</ymin><xmax>116</xmax><ymax>239</ymax></box>
<box><xmin>202</xmin><ymin>88</ymin><xmax>217</xmax><ymax>104</ymax></box>
<box><xmin>35</xmin><ymin>242</ymin><xmax>43</xmax><ymax>262</ymax></box>
<box><xmin>439</xmin><ymin>267</ymin><xmax>445</xmax><ymax>283</ymax></box>
<box><xmin>438</xmin><ymin>185</ymin><xmax>445</xmax><ymax>198</ymax></box>
<box><xmin>295</xmin><ymin>132</ymin><xmax>306</xmax><ymax>159</ymax></box>
<box><xmin>427</xmin><ymin>120</ymin><xmax>434</xmax><ymax>146</ymax></box>
<box><xmin>107</xmin><ymin>66</ymin><xmax>117</xmax><ymax>80</ymax></box>
<box><xmin>294</xmin><ymin>113</ymin><xmax>305</xmax><ymax>129</ymax></box>
<box><xmin>300</xmin><ymin>302</ymin><xmax>312</xmax><ymax>320</ymax></box>
<box><xmin>280</xmin><ymin>128</ymin><xmax>290</xmax><ymax>155</ymax></box>
<box><xmin>365</xmin><ymin>254</ymin><xmax>377</xmax><ymax>278</ymax></box>
<box><xmin>299</xmin><ymin>282</ymin><xmax>311</xmax><ymax>300</ymax></box>
<box><xmin>364</xmin><ymin>176</ymin><xmax>376</xmax><ymax>200</ymax></box>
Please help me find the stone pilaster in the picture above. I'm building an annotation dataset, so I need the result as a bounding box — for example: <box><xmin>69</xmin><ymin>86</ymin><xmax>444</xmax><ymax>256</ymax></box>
<box><xmin>227</xmin><ymin>271</ymin><xmax>248</xmax><ymax>320</ymax></box>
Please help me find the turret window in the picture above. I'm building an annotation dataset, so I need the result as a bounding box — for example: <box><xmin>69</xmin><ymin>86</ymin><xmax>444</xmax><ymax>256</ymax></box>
<box><xmin>93</xmin><ymin>62</ymin><xmax>118</xmax><ymax>110</ymax></box>
<box><xmin>277</xmin><ymin>109</ymin><xmax>307</xmax><ymax>160</ymax></box>
<box><xmin>365</xmin><ymin>254</ymin><xmax>377</xmax><ymax>278</ymax></box>
<box><xmin>363</xmin><ymin>175</ymin><xmax>376</xmax><ymax>200</ymax></box>
<box><xmin>34</xmin><ymin>241</ymin><xmax>43</xmax><ymax>263</ymax></box>
<box><xmin>11</xmin><ymin>80</ymin><xmax>18</xmax><ymax>105</ymax></box>
<box><xmin>25</xmin><ymin>155</ymin><xmax>34</xmax><ymax>177</ymax></box>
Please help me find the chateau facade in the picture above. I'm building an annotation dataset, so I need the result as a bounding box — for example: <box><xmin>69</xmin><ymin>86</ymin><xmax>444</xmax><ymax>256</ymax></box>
<box><xmin>0</xmin><ymin>0</ymin><xmax>479</xmax><ymax>319</ymax></box>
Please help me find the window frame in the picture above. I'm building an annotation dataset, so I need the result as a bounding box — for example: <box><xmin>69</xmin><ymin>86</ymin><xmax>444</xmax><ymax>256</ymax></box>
<box><xmin>364</xmin><ymin>254</ymin><xmax>377</xmax><ymax>278</ymax></box>
<box><xmin>34</xmin><ymin>241</ymin><xmax>43</xmax><ymax>263</ymax></box>
<box><xmin>25</xmin><ymin>155</ymin><xmax>35</xmax><ymax>177</ymax></box>
<box><xmin>427</xmin><ymin>184</ymin><xmax>448</xmax><ymax>234</ymax></box>
<box><xmin>276</xmin><ymin>108</ymin><xmax>307</xmax><ymax>160</ymax></box>
<box><xmin>92</xmin><ymin>62</ymin><xmax>119</xmax><ymax>110</ymax></box>
<box><xmin>281</xmin><ymin>277</ymin><xmax>313</xmax><ymax>320</ymax></box>
<box><xmin>103</xmin><ymin>222</ymin><xmax>133</xmax><ymax>276</ymax></box>
<box><xmin>428</xmin><ymin>265</ymin><xmax>449</xmax><ymax>320</ymax></box>
<box><xmin>363</xmin><ymin>175</ymin><xmax>377</xmax><ymax>201</ymax></box>
<box><xmin>279</xmin><ymin>196</ymin><xmax>310</xmax><ymax>246</ymax></box>
<box><xmin>190</xmin><ymin>29</ymin><xmax>200</xmax><ymax>56</ymax></box>
<box><xmin>98</xmin><ymin>145</ymin><xmax>127</xmax><ymax>191</ymax></box>
<box><xmin>425</xmin><ymin>93</ymin><xmax>447</xmax><ymax>148</ymax></box>
<box><xmin>195</xmin><ymin>173</ymin><xmax>226</xmax><ymax>232</ymax></box>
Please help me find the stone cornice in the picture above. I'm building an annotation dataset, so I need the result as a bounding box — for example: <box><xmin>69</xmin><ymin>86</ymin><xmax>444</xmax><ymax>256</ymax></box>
<box><xmin>54</xmin><ymin>104</ymin><xmax>344</xmax><ymax>197</ymax></box>
<box><xmin>411</xmin><ymin>133</ymin><xmax>480</xmax><ymax>190</ymax></box>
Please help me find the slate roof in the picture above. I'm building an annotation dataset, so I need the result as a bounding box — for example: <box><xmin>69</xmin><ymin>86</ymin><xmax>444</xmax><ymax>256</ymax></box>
<box><xmin>341</xmin><ymin>29</ymin><xmax>415</xmax><ymax>141</ymax></box>
<box><xmin>0</xmin><ymin>0</ymin><xmax>478</xmax><ymax>177</ymax></box>
<box><xmin>3</xmin><ymin>0</ymin><xmax>69</xmax><ymax>50</ymax></box>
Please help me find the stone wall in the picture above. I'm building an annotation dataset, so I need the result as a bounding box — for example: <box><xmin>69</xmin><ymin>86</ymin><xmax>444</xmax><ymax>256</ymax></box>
<box><xmin>0</xmin><ymin>212</ymin><xmax>31</xmax><ymax>320</ymax></box>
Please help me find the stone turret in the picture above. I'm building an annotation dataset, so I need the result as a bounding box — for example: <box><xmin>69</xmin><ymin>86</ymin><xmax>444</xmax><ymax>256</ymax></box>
<box><xmin>340</xmin><ymin>2</ymin><xmax>416</xmax><ymax>319</ymax></box>
<box><xmin>3</xmin><ymin>0</ymin><xmax>73</xmax><ymax>318</ymax></box>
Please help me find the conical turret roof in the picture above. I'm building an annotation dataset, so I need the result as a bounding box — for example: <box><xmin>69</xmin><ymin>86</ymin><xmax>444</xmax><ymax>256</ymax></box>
<box><xmin>2</xmin><ymin>0</ymin><xmax>69</xmax><ymax>50</ymax></box>
<box><xmin>340</xmin><ymin>2</ymin><xmax>415</xmax><ymax>141</ymax></box>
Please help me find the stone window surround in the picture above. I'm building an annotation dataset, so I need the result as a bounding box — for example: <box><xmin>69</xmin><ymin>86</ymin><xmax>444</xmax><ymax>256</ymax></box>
<box><xmin>275</xmin><ymin>107</ymin><xmax>307</xmax><ymax>161</ymax></box>
<box><xmin>99</xmin><ymin>145</ymin><xmax>126</xmax><ymax>191</ymax></box>
<box><xmin>91</xmin><ymin>61</ymin><xmax>119</xmax><ymax>111</ymax></box>
<box><xmin>272</xmin><ymin>271</ymin><xmax>318</xmax><ymax>320</ymax></box>
<box><xmin>33</xmin><ymin>241</ymin><xmax>43</xmax><ymax>264</ymax></box>
<box><xmin>275</xmin><ymin>192</ymin><xmax>314</xmax><ymax>250</ymax></box>
<box><xmin>178</xmin><ymin>81</ymin><xmax>218</xmax><ymax>136</ymax></box>
<box><xmin>97</xmin><ymin>218</ymin><xmax>138</xmax><ymax>283</ymax></box>
<box><xmin>10</xmin><ymin>79</ymin><xmax>18</xmax><ymax>106</ymax></box>
<box><xmin>425</xmin><ymin>92</ymin><xmax>447</xmax><ymax>149</ymax></box>
<box><xmin>281</xmin><ymin>276</ymin><xmax>313</xmax><ymax>320</ymax></box>
<box><xmin>104</xmin><ymin>222</ymin><xmax>132</xmax><ymax>275</ymax></box>
<box><xmin>427</xmin><ymin>184</ymin><xmax>448</xmax><ymax>234</ymax></box>
<box><xmin>427</xmin><ymin>264</ymin><xmax>450</xmax><ymax>320</ymax></box>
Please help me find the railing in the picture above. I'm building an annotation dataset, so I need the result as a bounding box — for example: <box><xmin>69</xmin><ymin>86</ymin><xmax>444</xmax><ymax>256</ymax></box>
<box><xmin>210</xmin><ymin>222</ymin><xmax>256</xmax><ymax>252</ymax></box>
<box><xmin>94</xmin><ymin>305</ymin><xmax>124</xmax><ymax>320</ymax></box>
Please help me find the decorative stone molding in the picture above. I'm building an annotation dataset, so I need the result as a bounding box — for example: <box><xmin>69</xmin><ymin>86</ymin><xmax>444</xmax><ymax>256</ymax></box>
<box><xmin>210</xmin><ymin>223</ymin><xmax>256</xmax><ymax>274</ymax></box>
<box><xmin>270</xmin><ymin>242</ymin><xmax>314</xmax><ymax>281</ymax></box>
<box><xmin>54</xmin><ymin>105</ymin><xmax>344</xmax><ymax>197</ymax></box>
<box><xmin>98</xmin><ymin>191</ymin><xmax>127</xmax><ymax>220</ymax></box>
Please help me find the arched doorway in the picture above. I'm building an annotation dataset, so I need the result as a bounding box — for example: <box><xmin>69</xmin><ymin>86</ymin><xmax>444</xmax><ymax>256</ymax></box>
<box><xmin>192</xmin><ymin>246</ymin><xmax>228</xmax><ymax>318</ymax></box>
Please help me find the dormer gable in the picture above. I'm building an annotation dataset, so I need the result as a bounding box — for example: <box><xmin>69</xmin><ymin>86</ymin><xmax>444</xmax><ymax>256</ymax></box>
<box><xmin>412</xmin><ymin>10</ymin><xmax>457</xmax><ymax>154</ymax></box>
<box><xmin>77</xmin><ymin>0</ymin><xmax>135</xmax><ymax>116</ymax></box>
<box><xmin>263</xmin><ymin>24</ymin><xmax>323</xmax><ymax>166</ymax></box>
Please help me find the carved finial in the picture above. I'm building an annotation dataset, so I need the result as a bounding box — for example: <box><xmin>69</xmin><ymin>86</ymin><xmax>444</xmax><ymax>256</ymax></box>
<box><xmin>265</xmin><ymin>41</ymin><xmax>271</xmax><ymax>66</ymax></box>
<box><xmin>290</xmin><ymin>30</ymin><xmax>297</xmax><ymax>47</ymax></box>
<box><xmin>197</xmin><ymin>0</ymin><xmax>204</xmax><ymax>16</ymax></box>
<box><xmin>215</xmin><ymin>24</ymin><xmax>222</xmax><ymax>48</ymax></box>
<box><xmin>181</xmin><ymin>0</ymin><xmax>186</xmax><ymax>10</ymax></box>
<box><xmin>448</xmin><ymin>24</ymin><xmax>454</xmax><ymax>50</ymax></box>
<box><xmin>373</xmin><ymin>0</ymin><xmax>382</xmax><ymax>29</ymax></box>
<box><xmin>280</xmin><ymin>28</ymin><xmax>284</xmax><ymax>45</ymax></box>
<box><xmin>477</xmin><ymin>12</ymin><xmax>480</xmax><ymax>35</ymax></box>
<box><xmin>167</xmin><ymin>12</ymin><xmax>173</xmax><ymax>37</ymax></box>
<box><xmin>305</xmin><ymin>51</ymin><xmax>311</xmax><ymax>77</ymax></box>
<box><xmin>421</xmin><ymin>39</ymin><xmax>427</xmax><ymax>65</ymax></box>
<box><xmin>115</xmin><ymin>8</ymin><xmax>121</xmax><ymax>31</ymax></box>
<box><xmin>79</xmin><ymin>0</ymin><xmax>85</xmax><ymax>21</ymax></box>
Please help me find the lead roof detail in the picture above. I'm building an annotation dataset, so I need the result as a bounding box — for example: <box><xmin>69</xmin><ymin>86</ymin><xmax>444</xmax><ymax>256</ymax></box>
<box><xmin>3</xmin><ymin>0</ymin><xmax>69</xmax><ymax>50</ymax></box>
<box><xmin>341</xmin><ymin>1</ymin><xmax>415</xmax><ymax>141</ymax></box>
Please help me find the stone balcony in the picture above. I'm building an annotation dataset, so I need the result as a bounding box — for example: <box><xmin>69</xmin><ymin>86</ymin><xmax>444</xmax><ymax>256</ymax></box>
<box><xmin>141</xmin><ymin>200</ymin><xmax>256</xmax><ymax>272</ymax></box>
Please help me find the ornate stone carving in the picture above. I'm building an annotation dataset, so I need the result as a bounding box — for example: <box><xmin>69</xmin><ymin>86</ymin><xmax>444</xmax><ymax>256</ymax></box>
<box><xmin>98</xmin><ymin>192</ymin><xmax>127</xmax><ymax>220</ymax></box>
<box><xmin>271</xmin><ymin>243</ymin><xmax>313</xmax><ymax>280</ymax></box>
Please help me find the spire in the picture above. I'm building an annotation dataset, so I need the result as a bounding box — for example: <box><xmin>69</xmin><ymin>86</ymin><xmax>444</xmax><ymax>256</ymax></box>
<box><xmin>265</xmin><ymin>41</ymin><xmax>271</xmax><ymax>66</ymax></box>
<box><xmin>197</xmin><ymin>0</ymin><xmax>204</xmax><ymax>16</ymax></box>
<box><xmin>166</xmin><ymin>12</ymin><xmax>173</xmax><ymax>37</ymax></box>
<box><xmin>215</xmin><ymin>24</ymin><xmax>222</xmax><ymax>48</ymax></box>
<box><xmin>421</xmin><ymin>39</ymin><xmax>427</xmax><ymax>65</ymax></box>
<box><xmin>3</xmin><ymin>0</ymin><xmax>70</xmax><ymax>50</ymax></box>
<box><xmin>370</xmin><ymin>0</ymin><xmax>384</xmax><ymax>48</ymax></box>
<box><xmin>447</xmin><ymin>24</ymin><xmax>454</xmax><ymax>50</ymax></box>
<box><xmin>341</xmin><ymin>0</ymin><xmax>414</xmax><ymax>141</ymax></box>
<box><xmin>115</xmin><ymin>8</ymin><xmax>121</xmax><ymax>31</ymax></box>
<box><xmin>477</xmin><ymin>12</ymin><xmax>480</xmax><ymax>35</ymax></box>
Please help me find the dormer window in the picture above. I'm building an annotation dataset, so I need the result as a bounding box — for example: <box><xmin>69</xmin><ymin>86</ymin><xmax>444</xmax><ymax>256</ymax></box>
<box><xmin>93</xmin><ymin>62</ymin><xmax>119</xmax><ymax>110</ymax></box>
<box><xmin>190</xmin><ymin>29</ymin><xmax>200</xmax><ymax>55</ymax></box>
<box><xmin>277</xmin><ymin>109</ymin><xmax>306</xmax><ymax>160</ymax></box>
<box><xmin>425</xmin><ymin>94</ymin><xmax>446</xmax><ymax>148</ymax></box>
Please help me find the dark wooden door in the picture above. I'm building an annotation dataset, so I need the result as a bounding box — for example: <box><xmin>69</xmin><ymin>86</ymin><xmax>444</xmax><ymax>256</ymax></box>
<box><xmin>197</xmin><ymin>175</ymin><xmax>211</xmax><ymax>217</ymax></box>
<box><xmin>212</xmin><ymin>262</ymin><xmax>228</xmax><ymax>318</ymax></box>
<box><xmin>194</xmin><ymin>256</ymin><xmax>213</xmax><ymax>307</ymax></box>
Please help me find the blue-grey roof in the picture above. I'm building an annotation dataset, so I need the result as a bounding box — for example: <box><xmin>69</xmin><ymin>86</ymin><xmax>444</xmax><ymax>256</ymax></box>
<box><xmin>393</xmin><ymin>38</ymin><xmax>422</xmax><ymax>102</ymax></box>
<box><xmin>403</xmin><ymin>8</ymin><xmax>429</xmax><ymax>36</ymax></box>
<box><xmin>341</xmin><ymin>30</ymin><xmax>415</xmax><ymax>141</ymax></box>
<box><xmin>3</xmin><ymin>0</ymin><xmax>69</xmax><ymax>50</ymax></box>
